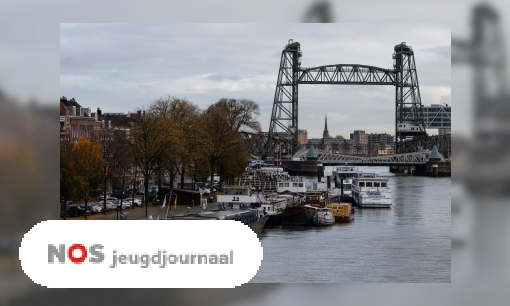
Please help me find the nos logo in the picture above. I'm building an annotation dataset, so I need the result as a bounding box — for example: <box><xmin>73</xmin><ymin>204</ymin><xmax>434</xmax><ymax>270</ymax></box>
<box><xmin>48</xmin><ymin>244</ymin><xmax>105</xmax><ymax>264</ymax></box>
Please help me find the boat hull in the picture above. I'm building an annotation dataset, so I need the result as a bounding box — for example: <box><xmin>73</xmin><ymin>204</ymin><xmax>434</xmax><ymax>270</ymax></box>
<box><xmin>281</xmin><ymin>206</ymin><xmax>314</xmax><ymax>226</ymax></box>
<box><xmin>357</xmin><ymin>203</ymin><xmax>392</xmax><ymax>208</ymax></box>
<box><xmin>313</xmin><ymin>212</ymin><xmax>335</xmax><ymax>225</ymax></box>
<box><xmin>248</xmin><ymin>214</ymin><xmax>269</xmax><ymax>234</ymax></box>
<box><xmin>266</xmin><ymin>213</ymin><xmax>282</xmax><ymax>225</ymax></box>
<box><xmin>354</xmin><ymin>196</ymin><xmax>392</xmax><ymax>208</ymax></box>
<box><xmin>334</xmin><ymin>213</ymin><xmax>354</xmax><ymax>222</ymax></box>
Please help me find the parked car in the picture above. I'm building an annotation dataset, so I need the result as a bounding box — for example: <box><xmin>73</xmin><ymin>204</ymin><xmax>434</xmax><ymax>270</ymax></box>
<box><xmin>99</xmin><ymin>194</ymin><xmax>111</xmax><ymax>200</ymax></box>
<box><xmin>77</xmin><ymin>205</ymin><xmax>92</xmax><ymax>216</ymax></box>
<box><xmin>120</xmin><ymin>200</ymin><xmax>131</xmax><ymax>209</ymax></box>
<box><xmin>104</xmin><ymin>202</ymin><xmax>115</xmax><ymax>211</ymax></box>
<box><xmin>125</xmin><ymin>198</ymin><xmax>142</xmax><ymax>207</ymax></box>
<box><xmin>104</xmin><ymin>197</ymin><xmax>118</xmax><ymax>202</ymax></box>
<box><xmin>89</xmin><ymin>203</ymin><xmax>103</xmax><ymax>213</ymax></box>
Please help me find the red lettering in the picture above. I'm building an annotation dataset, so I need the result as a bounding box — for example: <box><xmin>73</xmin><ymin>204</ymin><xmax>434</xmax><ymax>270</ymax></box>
<box><xmin>67</xmin><ymin>244</ymin><xmax>87</xmax><ymax>264</ymax></box>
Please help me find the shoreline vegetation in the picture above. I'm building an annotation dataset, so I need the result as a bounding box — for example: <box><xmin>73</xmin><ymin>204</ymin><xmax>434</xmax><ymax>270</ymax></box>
<box><xmin>61</xmin><ymin>97</ymin><xmax>261</xmax><ymax>219</ymax></box>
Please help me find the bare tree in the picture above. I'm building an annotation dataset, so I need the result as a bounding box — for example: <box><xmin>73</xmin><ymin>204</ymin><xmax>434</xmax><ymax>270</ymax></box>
<box><xmin>95</xmin><ymin>122</ymin><xmax>117</xmax><ymax>213</ymax></box>
<box><xmin>215</xmin><ymin>98</ymin><xmax>261</xmax><ymax>133</ymax></box>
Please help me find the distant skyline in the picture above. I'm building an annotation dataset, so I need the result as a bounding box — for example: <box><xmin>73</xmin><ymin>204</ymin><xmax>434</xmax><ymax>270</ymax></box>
<box><xmin>60</xmin><ymin>23</ymin><xmax>450</xmax><ymax>138</ymax></box>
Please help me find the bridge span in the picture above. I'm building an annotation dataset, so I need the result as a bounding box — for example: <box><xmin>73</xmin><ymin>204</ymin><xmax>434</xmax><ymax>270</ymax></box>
<box><xmin>292</xmin><ymin>149</ymin><xmax>445</xmax><ymax>166</ymax></box>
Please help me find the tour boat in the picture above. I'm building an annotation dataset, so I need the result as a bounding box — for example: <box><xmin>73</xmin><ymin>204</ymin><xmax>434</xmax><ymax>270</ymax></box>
<box><xmin>332</xmin><ymin>166</ymin><xmax>358</xmax><ymax>196</ymax></box>
<box><xmin>165</xmin><ymin>185</ymin><xmax>268</xmax><ymax>234</ymax></box>
<box><xmin>351</xmin><ymin>173</ymin><xmax>392</xmax><ymax>208</ymax></box>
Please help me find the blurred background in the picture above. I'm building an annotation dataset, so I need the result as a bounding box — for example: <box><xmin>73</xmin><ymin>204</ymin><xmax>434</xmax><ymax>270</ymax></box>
<box><xmin>1</xmin><ymin>0</ymin><xmax>509</xmax><ymax>305</ymax></box>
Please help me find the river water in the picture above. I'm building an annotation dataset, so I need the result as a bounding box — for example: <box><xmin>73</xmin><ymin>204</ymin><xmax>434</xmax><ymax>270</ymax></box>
<box><xmin>250</xmin><ymin>166</ymin><xmax>450</xmax><ymax>283</ymax></box>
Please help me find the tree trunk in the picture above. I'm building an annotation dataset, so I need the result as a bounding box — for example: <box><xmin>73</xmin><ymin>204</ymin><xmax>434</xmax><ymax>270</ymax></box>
<box><xmin>144</xmin><ymin>175</ymin><xmax>149</xmax><ymax>218</ymax></box>
<box><xmin>192</xmin><ymin>165</ymin><xmax>197</xmax><ymax>191</ymax></box>
<box><xmin>63</xmin><ymin>196</ymin><xmax>67</xmax><ymax>220</ymax></box>
<box><xmin>132</xmin><ymin>168</ymin><xmax>136</xmax><ymax>210</ymax></box>
<box><xmin>180</xmin><ymin>164</ymin><xmax>185</xmax><ymax>190</ymax></box>
<box><xmin>103</xmin><ymin>171</ymin><xmax>107</xmax><ymax>214</ymax></box>
<box><xmin>209</xmin><ymin>160</ymin><xmax>215</xmax><ymax>192</ymax></box>
<box><xmin>84</xmin><ymin>196</ymin><xmax>88</xmax><ymax>220</ymax></box>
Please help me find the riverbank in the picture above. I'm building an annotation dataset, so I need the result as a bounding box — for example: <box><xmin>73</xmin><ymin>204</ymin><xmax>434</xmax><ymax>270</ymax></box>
<box><xmin>63</xmin><ymin>204</ymin><xmax>207</xmax><ymax>220</ymax></box>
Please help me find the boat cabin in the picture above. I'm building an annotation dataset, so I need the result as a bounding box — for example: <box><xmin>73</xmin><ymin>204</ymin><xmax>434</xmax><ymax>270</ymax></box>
<box><xmin>277</xmin><ymin>176</ymin><xmax>307</xmax><ymax>194</ymax></box>
<box><xmin>223</xmin><ymin>186</ymin><xmax>251</xmax><ymax>196</ymax></box>
<box><xmin>305</xmin><ymin>190</ymin><xmax>327</xmax><ymax>205</ymax></box>
<box><xmin>352</xmin><ymin>175</ymin><xmax>390</xmax><ymax>192</ymax></box>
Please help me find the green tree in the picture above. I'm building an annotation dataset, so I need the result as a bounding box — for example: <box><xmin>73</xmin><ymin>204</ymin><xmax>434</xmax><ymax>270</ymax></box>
<box><xmin>60</xmin><ymin>138</ymin><xmax>76</xmax><ymax>219</ymax></box>
<box><xmin>208</xmin><ymin>98</ymin><xmax>260</xmax><ymax>185</ymax></box>
<box><xmin>150</xmin><ymin>96</ymin><xmax>205</xmax><ymax>190</ymax></box>
<box><xmin>202</xmin><ymin>103</ymin><xmax>245</xmax><ymax>188</ymax></box>
<box><xmin>129</xmin><ymin>108</ymin><xmax>173</xmax><ymax>216</ymax></box>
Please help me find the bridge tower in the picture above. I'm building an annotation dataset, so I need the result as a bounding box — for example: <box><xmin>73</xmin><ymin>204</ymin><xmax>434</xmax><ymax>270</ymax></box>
<box><xmin>265</xmin><ymin>39</ymin><xmax>302</xmax><ymax>158</ymax></box>
<box><xmin>393</xmin><ymin>42</ymin><xmax>427</xmax><ymax>154</ymax></box>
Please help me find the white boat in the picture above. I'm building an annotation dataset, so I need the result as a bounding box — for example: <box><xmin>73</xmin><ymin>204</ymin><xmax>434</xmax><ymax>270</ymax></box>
<box><xmin>189</xmin><ymin>185</ymin><xmax>268</xmax><ymax>234</ymax></box>
<box><xmin>249</xmin><ymin>160</ymin><xmax>283</xmax><ymax>173</ymax></box>
<box><xmin>257</xmin><ymin>194</ymin><xmax>289</xmax><ymax>225</ymax></box>
<box><xmin>351</xmin><ymin>173</ymin><xmax>392</xmax><ymax>208</ymax></box>
<box><xmin>276</xmin><ymin>176</ymin><xmax>307</xmax><ymax>194</ymax></box>
<box><xmin>305</xmin><ymin>205</ymin><xmax>335</xmax><ymax>225</ymax></box>
<box><xmin>332</xmin><ymin>166</ymin><xmax>358</xmax><ymax>196</ymax></box>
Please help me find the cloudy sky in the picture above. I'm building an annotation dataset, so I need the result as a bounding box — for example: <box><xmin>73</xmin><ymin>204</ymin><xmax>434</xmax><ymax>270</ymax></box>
<box><xmin>60</xmin><ymin>23</ymin><xmax>450</xmax><ymax>138</ymax></box>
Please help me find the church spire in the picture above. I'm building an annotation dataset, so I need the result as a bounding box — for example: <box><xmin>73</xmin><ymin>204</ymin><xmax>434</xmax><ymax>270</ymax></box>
<box><xmin>323</xmin><ymin>113</ymin><xmax>329</xmax><ymax>138</ymax></box>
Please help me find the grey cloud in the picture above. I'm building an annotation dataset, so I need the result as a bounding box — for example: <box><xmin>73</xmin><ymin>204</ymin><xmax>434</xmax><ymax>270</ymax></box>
<box><xmin>60</xmin><ymin>23</ymin><xmax>450</xmax><ymax>137</ymax></box>
<box><xmin>203</xmin><ymin>74</ymin><xmax>242</xmax><ymax>81</ymax></box>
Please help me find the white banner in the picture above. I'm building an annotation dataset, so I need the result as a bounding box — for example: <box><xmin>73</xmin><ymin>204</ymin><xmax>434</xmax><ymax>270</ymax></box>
<box><xmin>20</xmin><ymin>220</ymin><xmax>263</xmax><ymax>288</ymax></box>
<box><xmin>216</xmin><ymin>195</ymin><xmax>258</xmax><ymax>203</ymax></box>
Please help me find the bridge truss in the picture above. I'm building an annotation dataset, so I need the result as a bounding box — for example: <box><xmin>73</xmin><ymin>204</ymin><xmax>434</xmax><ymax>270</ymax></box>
<box><xmin>292</xmin><ymin>149</ymin><xmax>445</xmax><ymax>166</ymax></box>
<box><xmin>264</xmin><ymin>40</ymin><xmax>428</xmax><ymax>159</ymax></box>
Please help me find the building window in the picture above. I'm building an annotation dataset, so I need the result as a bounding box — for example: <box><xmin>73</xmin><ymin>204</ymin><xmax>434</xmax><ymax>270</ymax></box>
<box><xmin>299</xmin><ymin>183</ymin><xmax>303</xmax><ymax>187</ymax></box>
<box><xmin>293</xmin><ymin>183</ymin><xmax>298</xmax><ymax>187</ymax></box>
<box><xmin>359</xmin><ymin>182</ymin><xmax>365</xmax><ymax>187</ymax></box>
<box><xmin>366</xmin><ymin>182</ymin><xmax>373</xmax><ymax>187</ymax></box>
<box><xmin>381</xmin><ymin>183</ymin><xmax>387</xmax><ymax>187</ymax></box>
<box><xmin>374</xmin><ymin>182</ymin><xmax>380</xmax><ymax>187</ymax></box>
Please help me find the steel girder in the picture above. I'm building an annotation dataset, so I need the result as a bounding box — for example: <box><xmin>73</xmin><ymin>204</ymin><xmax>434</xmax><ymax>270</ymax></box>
<box><xmin>265</xmin><ymin>41</ymin><xmax>429</xmax><ymax>159</ymax></box>
<box><xmin>398</xmin><ymin>134</ymin><xmax>451</xmax><ymax>157</ymax></box>
<box><xmin>394</xmin><ymin>43</ymin><xmax>427</xmax><ymax>153</ymax></box>
<box><xmin>243</xmin><ymin>132</ymin><xmax>285</xmax><ymax>158</ymax></box>
<box><xmin>265</xmin><ymin>41</ymin><xmax>302</xmax><ymax>159</ymax></box>
<box><xmin>292</xmin><ymin>150</ymin><xmax>444</xmax><ymax>165</ymax></box>
<box><xmin>297</xmin><ymin>64</ymin><xmax>396</xmax><ymax>85</ymax></box>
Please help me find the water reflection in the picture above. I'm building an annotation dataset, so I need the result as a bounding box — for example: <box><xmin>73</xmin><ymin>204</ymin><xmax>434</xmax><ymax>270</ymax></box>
<box><xmin>252</xmin><ymin>166</ymin><xmax>450</xmax><ymax>283</ymax></box>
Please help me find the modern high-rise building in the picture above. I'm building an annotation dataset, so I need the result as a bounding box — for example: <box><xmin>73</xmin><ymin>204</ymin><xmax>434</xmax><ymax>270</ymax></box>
<box><xmin>353</xmin><ymin>130</ymin><xmax>367</xmax><ymax>144</ymax></box>
<box><xmin>404</xmin><ymin>104</ymin><xmax>451</xmax><ymax>129</ymax></box>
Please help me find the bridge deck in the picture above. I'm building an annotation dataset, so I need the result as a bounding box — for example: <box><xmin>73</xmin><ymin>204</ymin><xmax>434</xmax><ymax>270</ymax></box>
<box><xmin>292</xmin><ymin>149</ymin><xmax>445</xmax><ymax>166</ymax></box>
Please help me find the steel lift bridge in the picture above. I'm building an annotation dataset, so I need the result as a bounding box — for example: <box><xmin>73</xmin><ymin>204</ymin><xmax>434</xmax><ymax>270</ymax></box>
<box><xmin>292</xmin><ymin>147</ymin><xmax>445</xmax><ymax>166</ymax></box>
<box><xmin>249</xmin><ymin>40</ymin><xmax>450</xmax><ymax>160</ymax></box>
